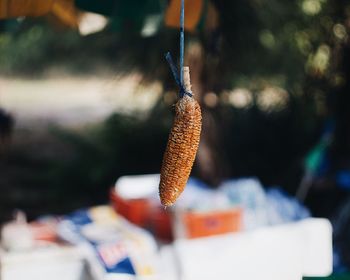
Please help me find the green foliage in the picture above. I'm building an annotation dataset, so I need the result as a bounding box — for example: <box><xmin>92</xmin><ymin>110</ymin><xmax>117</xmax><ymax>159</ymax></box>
<box><xmin>0</xmin><ymin>21</ymin><xmax>77</xmax><ymax>74</ymax></box>
<box><xmin>1</xmin><ymin>0</ymin><xmax>346</xmax><ymax>96</ymax></box>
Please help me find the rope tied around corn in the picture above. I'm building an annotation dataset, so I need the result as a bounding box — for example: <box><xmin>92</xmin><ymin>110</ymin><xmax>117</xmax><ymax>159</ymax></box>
<box><xmin>165</xmin><ymin>52</ymin><xmax>193</xmax><ymax>98</ymax></box>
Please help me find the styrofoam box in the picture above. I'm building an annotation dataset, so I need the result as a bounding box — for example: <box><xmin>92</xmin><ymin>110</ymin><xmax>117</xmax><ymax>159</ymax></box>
<box><xmin>160</xmin><ymin>218</ymin><xmax>333</xmax><ymax>280</ymax></box>
<box><xmin>0</xmin><ymin>246</ymin><xmax>91</xmax><ymax>280</ymax></box>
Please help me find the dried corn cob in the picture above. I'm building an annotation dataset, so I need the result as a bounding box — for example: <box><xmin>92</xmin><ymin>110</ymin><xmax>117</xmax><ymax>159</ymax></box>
<box><xmin>159</xmin><ymin>67</ymin><xmax>202</xmax><ymax>206</ymax></box>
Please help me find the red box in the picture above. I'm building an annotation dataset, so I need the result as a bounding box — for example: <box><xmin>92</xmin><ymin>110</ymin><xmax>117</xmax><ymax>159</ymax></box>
<box><xmin>110</xmin><ymin>189</ymin><xmax>173</xmax><ymax>241</ymax></box>
<box><xmin>110</xmin><ymin>190</ymin><xmax>151</xmax><ymax>227</ymax></box>
<box><xmin>111</xmin><ymin>189</ymin><xmax>242</xmax><ymax>240</ymax></box>
<box><xmin>179</xmin><ymin>208</ymin><xmax>242</xmax><ymax>239</ymax></box>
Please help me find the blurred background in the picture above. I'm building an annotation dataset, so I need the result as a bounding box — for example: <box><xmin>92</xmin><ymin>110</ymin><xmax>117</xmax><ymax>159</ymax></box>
<box><xmin>1</xmin><ymin>0</ymin><xmax>350</xmax><ymax>279</ymax></box>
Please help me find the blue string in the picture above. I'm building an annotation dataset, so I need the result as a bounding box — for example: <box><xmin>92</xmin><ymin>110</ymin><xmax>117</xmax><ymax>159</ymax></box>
<box><xmin>165</xmin><ymin>52</ymin><xmax>192</xmax><ymax>98</ymax></box>
<box><xmin>165</xmin><ymin>52</ymin><xmax>181</xmax><ymax>87</ymax></box>
<box><xmin>180</xmin><ymin>0</ymin><xmax>185</xmax><ymax>85</ymax></box>
<box><xmin>165</xmin><ymin>0</ymin><xmax>192</xmax><ymax>98</ymax></box>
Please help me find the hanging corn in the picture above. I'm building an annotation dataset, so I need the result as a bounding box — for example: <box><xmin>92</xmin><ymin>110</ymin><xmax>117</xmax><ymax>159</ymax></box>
<box><xmin>159</xmin><ymin>0</ymin><xmax>201</xmax><ymax>206</ymax></box>
<box><xmin>159</xmin><ymin>67</ymin><xmax>202</xmax><ymax>206</ymax></box>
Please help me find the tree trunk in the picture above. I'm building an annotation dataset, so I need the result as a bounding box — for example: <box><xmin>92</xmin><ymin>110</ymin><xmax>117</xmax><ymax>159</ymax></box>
<box><xmin>185</xmin><ymin>42</ymin><xmax>229</xmax><ymax>187</ymax></box>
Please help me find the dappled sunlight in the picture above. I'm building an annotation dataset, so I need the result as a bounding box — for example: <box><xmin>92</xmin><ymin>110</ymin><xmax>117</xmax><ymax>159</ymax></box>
<box><xmin>203</xmin><ymin>92</ymin><xmax>218</xmax><ymax>108</ymax></box>
<box><xmin>227</xmin><ymin>88</ymin><xmax>253</xmax><ymax>109</ymax></box>
<box><xmin>306</xmin><ymin>44</ymin><xmax>331</xmax><ymax>77</ymax></box>
<box><xmin>257</xmin><ymin>86</ymin><xmax>289</xmax><ymax>113</ymax></box>
<box><xmin>333</xmin><ymin>23</ymin><xmax>347</xmax><ymax>41</ymax></box>
<box><xmin>259</xmin><ymin>29</ymin><xmax>276</xmax><ymax>49</ymax></box>
<box><xmin>301</xmin><ymin>0</ymin><xmax>325</xmax><ymax>16</ymax></box>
